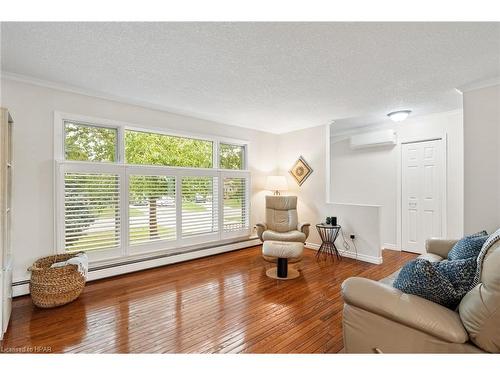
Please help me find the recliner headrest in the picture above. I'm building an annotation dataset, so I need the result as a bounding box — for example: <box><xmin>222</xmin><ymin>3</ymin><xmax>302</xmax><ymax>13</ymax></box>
<box><xmin>265</xmin><ymin>195</ymin><xmax>297</xmax><ymax>210</ymax></box>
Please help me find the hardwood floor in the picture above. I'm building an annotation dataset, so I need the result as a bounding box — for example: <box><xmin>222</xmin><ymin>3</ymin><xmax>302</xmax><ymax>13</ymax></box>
<box><xmin>1</xmin><ymin>246</ymin><xmax>415</xmax><ymax>353</ymax></box>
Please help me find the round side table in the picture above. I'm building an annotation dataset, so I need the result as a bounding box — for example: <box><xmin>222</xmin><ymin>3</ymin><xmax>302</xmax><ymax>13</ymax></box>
<box><xmin>315</xmin><ymin>224</ymin><xmax>342</xmax><ymax>260</ymax></box>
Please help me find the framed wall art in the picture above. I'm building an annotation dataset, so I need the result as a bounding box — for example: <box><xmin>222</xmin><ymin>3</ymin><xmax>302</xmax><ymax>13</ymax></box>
<box><xmin>289</xmin><ymin>156</ymin><xmax>313</xmax><ymax>186</ymax></box>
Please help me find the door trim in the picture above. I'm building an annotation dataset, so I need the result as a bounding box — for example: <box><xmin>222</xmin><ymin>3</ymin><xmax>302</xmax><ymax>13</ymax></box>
<box><xmin>397</xmin><ymin>135</ymin><xmax>447</xmax><ymax>252</ymax></box>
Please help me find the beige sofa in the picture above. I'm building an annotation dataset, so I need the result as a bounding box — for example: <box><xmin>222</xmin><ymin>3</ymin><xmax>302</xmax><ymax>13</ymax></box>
<box><xmin>341</xmin><ymin>235</ymin><xmax>500</xmax><ymax>353</ymax></box>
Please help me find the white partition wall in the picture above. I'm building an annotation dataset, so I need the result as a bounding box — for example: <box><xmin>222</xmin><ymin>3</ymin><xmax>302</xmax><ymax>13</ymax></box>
<box><xmin>277</xmin><ymin>124</ymin><xmax>383</xmax><ymax>263</ymax></box>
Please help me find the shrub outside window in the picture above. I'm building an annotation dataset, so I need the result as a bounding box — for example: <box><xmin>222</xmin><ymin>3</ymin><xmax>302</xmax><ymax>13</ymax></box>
<box><xmin>125</xmin><ymin>130</ymin><xmax>213</xmax><ymax>168</ymax></box>
<box><xmin>65</xmin><ymin>121</ymin><xmax>117</xmax><ymax>162</ymax></box>
<box><xmin>219</xmin><ymin>143</ymin><xmax>245</xmax><ymax>170</ymax></box>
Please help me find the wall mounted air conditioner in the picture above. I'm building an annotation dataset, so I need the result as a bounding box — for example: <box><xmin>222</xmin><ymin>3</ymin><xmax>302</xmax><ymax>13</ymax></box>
<box><xmin>349</xmin><ymin>129</ymin><xmax>397</xmax><ymax>149</ymax></box>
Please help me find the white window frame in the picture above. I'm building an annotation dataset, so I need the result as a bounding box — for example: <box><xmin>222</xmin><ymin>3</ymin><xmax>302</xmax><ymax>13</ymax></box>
<box><xmin>54</xmin><ymin>111</ymin><xmax>251</xmax><ymax>263</ymax></box>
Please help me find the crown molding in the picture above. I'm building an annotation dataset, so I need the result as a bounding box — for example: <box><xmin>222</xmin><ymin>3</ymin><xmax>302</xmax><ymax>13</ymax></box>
<box><xmin>0</xmin><ymin>70</ymin><xmax>283</xmax><ymax>134</ymax></box>
<box><xmin>456</xmin><ymin>76</ymin><xmax>500</xmax><ymax>93</ymax></box>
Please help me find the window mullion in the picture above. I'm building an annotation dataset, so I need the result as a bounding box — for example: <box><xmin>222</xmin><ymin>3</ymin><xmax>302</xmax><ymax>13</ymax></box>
<box><xmin>217</xmin><ymin>172</ymin><xmax>223</xmax><ymax>239</ymax></box>
<box><xmin>121</xmin><ymin>168</ymin><xmax>129</xmax><ymax>256</ymax></box>
<box><xmin>118</xmin><ymin>126</ymin><xmax>125</xmax><ymax>164</ymax></box>
<box><xmin>213</xmin><ymin>141</ymin><xmax>219</xmax><ymax>169</ymax></box>
<box><xmin>175</xmin><ymin>176</ymin><xmax>182</xmax><ymax>242</ymax></box>
<box><xmin>243</xmin><ymin>144</ymin><xmax>249</xmax><ymax>170</ymax></box>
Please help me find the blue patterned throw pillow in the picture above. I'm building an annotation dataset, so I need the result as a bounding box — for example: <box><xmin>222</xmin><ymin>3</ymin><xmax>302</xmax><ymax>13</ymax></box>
<box><xmin>393</xmin><ymin>259</ymin><xmax>461</xmax><ymax>308</ymax></box>
<box><xmin>433</xmin><ymin>257</ymin><xmax>476</xmax><ymax>294</ymax></box>
<box><xmin>447</xmin><ymin>232</ymin><xmax>488</xmax><ymax>260</ymax></box>
<box><xmin>465</xmin><ymin>230</ymin><xmax>488</xmax><ymax>238</ymax></box>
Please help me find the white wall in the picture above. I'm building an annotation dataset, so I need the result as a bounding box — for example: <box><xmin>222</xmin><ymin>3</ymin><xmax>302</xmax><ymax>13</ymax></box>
<box><xmin>463</xmin><ymin>84</ymin><xmax>500</xmax><ymax>234</ymax></box>
<box><xmin>0</xmin><ymin>78</ymin><xmax>279</xmax><ymax>284</ymax></box>
<box><xmin>277</xmin><ymin>125</ymin><xmax>383</xmax><ymax>264</ymax></box>
<box><xmin>330</xmin><ymin>110</ymin><xmax>464</xmax><ymax>248</ymax></box>
<box><xmin>1</xmin><ymin>76</ymin><xmax>468</xmax><ymax>285</ymax></box>
<box><xmin>330</xmin><ymin>137</ymin><xmax>396</xmax><ymax>248</ymax></box>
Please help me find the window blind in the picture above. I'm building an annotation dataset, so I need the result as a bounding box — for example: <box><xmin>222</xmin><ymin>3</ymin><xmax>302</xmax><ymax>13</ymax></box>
<box><xmin>64</xmin><ymin>173</ymin><xmax>120</xmax><ymax>252</ymax></box>
<box><xmin>181</xmin><ymin>176</ymin><xmax>219</xmax><ymax>237</ymax></box>
<box><xmin>223</xmin><ymin>177</ymin><xmax>249</xmax><ymax>232</ymax></box>
<box><xmin>129</xmin><ymin>175</ymin><xmax>176</xmax><ymax>244</ymax></box>
<box><xmin>59</xmin><ymin>115</ymin><xmax>251</xmax><ymax>259</ymax></box>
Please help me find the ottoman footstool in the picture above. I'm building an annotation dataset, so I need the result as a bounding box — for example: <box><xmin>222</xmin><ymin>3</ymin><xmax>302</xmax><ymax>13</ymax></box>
<box><xmin>262</xmin><ymin>241</ymin><xmax>304</xmax><ymax>280</ymax></box>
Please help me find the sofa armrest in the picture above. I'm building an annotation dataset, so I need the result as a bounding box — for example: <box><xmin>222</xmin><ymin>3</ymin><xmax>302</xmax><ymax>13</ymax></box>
<box><xmin>256</xmin><ymin>223</ymin><xmax>267</xmax><ymax>242</ymax></box>
<box><xmin>341</xmin><ymin>277</ymin><xmax>468</xmax><ymax>343</ymax></box>
<box><xmin>425</xmin><ymin>238</ymin><xmax>459</xmax><ymax>258</ymax></box>
<box><xmin>297</xmin><ymin>222</ymin><xmax>310</xmax><ymax>240</ymax></box>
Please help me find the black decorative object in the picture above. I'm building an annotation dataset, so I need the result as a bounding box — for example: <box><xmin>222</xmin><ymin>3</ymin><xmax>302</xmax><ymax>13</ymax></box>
<box><xmin>325</xmin><ymin>217</ymin><xmax>337</xmax><ymax>225</ymax></box>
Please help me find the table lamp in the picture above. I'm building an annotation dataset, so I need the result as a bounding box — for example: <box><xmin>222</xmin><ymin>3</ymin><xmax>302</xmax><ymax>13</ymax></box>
<box><xmin>265</xmin><ymin>176</ymin><xmax>288</xmax><ymax>196</ymax></box>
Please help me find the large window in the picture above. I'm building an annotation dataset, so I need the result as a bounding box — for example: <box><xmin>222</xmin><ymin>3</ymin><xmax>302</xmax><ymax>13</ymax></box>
<box><xmin>56</xmin><ymin>113</ymin><xmax>250</xmax><ymax>261</ymax></box>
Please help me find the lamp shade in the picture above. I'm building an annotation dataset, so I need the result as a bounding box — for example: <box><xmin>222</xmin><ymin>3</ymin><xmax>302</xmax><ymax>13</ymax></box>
<box><xmin>265</xmin><ymin>176</ymin><xmax>288</xmax><ymax>192</ymax></box>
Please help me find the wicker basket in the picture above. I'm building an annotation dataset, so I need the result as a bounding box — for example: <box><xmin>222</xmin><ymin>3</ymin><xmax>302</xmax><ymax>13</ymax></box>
<box><xmin>28</xmin><ymin>253</ymin><xmax>86</xmax><ymax>308</ymax></box>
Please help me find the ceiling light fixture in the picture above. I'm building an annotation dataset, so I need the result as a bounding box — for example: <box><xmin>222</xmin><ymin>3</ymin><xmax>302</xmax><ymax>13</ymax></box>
<box><xmin>387</xmin><ymin>110</ymin><xmax>412</xmax><ymax>122</ymax></box>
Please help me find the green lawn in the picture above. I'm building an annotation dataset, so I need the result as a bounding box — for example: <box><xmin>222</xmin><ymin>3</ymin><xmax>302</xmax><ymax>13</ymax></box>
<box><xmin>67</xmin><ymin>225</ymin><xmax>177</xmax><ymax>251</ymax></box>
<box><xmin>182</xmin><ymin>201</ymin><xmax>207</xmax><ymax>212</ymax></box>
<box><xmin>224</xmin><ymin>198</ymin><xmax>242</xmax><ymax>209</ymax></box>
<box><xmin>99</xmin><ymin>206</ymin><xmax>144</xmax><ymax>218</ymax></box>
<box><xmin>129</xmin><ymin>226</ymin><xmax>176</xmax><ymax>244</ymax></box>
<box><xmin>129</xmin><ymin>207</ymin><xmax>144</xmax><ymax>217</ymax></box>
<box><xmin>225</xmin><ymin>215</ymin><xmax>243</xmax><ymax>222</ymax></box>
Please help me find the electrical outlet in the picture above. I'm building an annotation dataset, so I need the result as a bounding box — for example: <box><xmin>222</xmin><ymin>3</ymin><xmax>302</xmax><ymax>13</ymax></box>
<box><xmin>350</xmin><ymin>234</ymin><xmax>355</xmax><ymax>240</ymax></box>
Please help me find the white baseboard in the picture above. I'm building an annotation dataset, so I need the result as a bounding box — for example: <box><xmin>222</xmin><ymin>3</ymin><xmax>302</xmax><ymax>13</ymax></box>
<box><xmin>13</xmin><ymin>238</ymin><xmax>261</xmax><ymax>297</ymax></box>
<box><xmin>382</xmin><ymin>243</ymin><xmax>400</xmax><ymax>251</ymax></box>
<box><xmin>304</xmin><ymin>242</ymin><xmax>321</xmax><ymax>251</ymax></box>
<box><xmin>305</xmin><ymin>242</ymin><xmax>382</xmax><ymax>264</ymax></box>
<box><xmin>12</xmin><ymin>284</ymin><xmax>29</xmax><ymax>298</ymax></box>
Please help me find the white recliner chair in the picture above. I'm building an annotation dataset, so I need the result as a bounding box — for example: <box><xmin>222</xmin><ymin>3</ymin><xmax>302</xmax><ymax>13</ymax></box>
<box><xmin>256</xmin><ymin>195</ymin><xmax>310</xmax><ymax>265</ymax></box>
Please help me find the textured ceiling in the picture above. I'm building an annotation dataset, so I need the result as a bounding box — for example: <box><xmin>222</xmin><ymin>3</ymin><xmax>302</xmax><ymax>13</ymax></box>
<box><xmin>1</xmin><ymin>22</ymin><xmax>500</xmax><ymax>134</ymax></box>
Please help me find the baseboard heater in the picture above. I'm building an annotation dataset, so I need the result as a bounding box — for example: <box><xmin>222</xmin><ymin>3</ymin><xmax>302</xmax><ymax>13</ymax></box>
<box><xmin>12</xmin><ymin>237</ymin><xmax>261</xmax><ymax>297</ymax></box>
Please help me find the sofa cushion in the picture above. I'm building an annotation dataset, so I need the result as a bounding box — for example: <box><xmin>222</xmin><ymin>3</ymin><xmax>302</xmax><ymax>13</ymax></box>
<box><xmin>261</xmin><ymin>229</ymin><xmax>306</xmax><ymax>243</ymax></box>
<box><xmin>393</xmin><ymin>259</ymin><xmax>469</xmax><ymax>309</ymax></box>
<box><xmin>448</xmin><ymin>233</ymin><xmax>488</xmax><ymax>261</ymax></box>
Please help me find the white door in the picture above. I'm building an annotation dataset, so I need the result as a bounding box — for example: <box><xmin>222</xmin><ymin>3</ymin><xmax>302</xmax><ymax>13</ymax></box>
<box><xmin>402</xmin><ymin>139</ymin><xmax>444</xmax><ymax>253</ymax></box>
